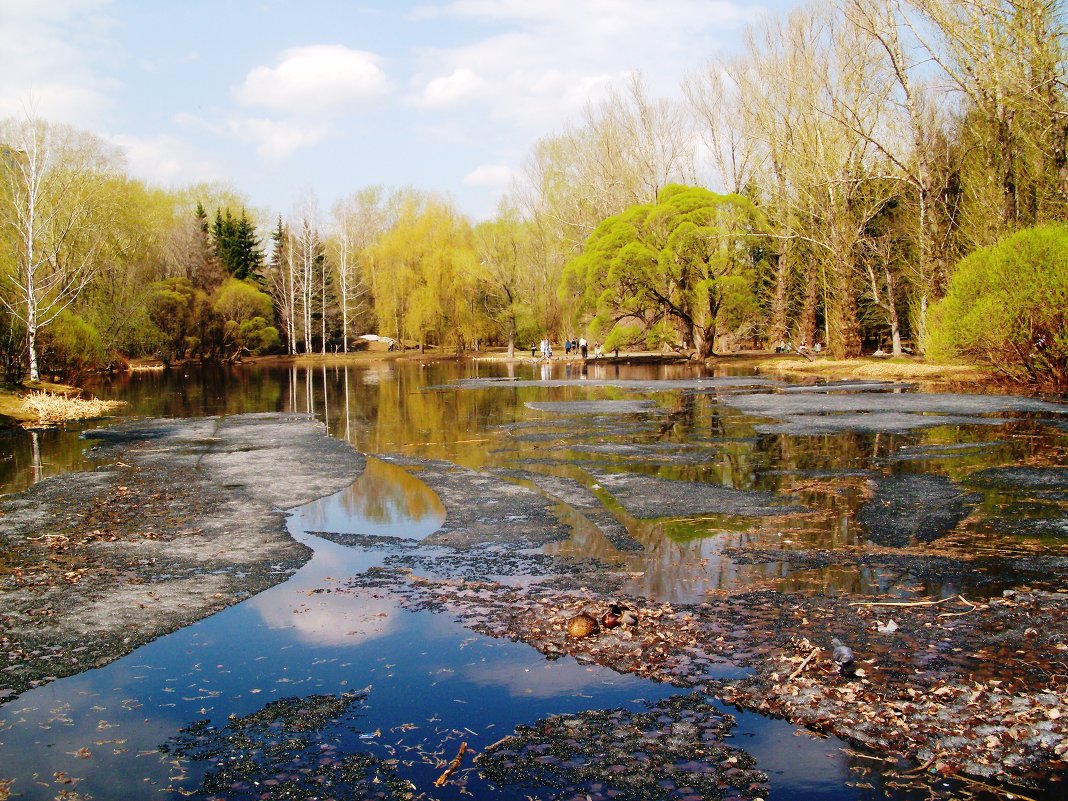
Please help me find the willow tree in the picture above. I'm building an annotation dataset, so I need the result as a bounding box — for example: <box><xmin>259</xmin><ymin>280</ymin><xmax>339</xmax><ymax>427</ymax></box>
<box><xmin>561</xmin><ymin>185</ymin><xmax>770</xmax><ymax>358</ymax></box>
<box><xmin>517</xmin><ymin>73</ymin><xmax>699</xmax><ymax>338</ymax></box>
<box><xmin>0</xmin><ymin>116</ymin><xmax>119</xmax><ymax>381</ymax></box>
<box><xmin>473</xmin><ymin>205</ymin><xmax>533</xmax><ymax>357</ymax></box>
<box><xmin>368</xmin><ymin>197</ymin><xmax>478</xmax><ymax>351</ymax></box>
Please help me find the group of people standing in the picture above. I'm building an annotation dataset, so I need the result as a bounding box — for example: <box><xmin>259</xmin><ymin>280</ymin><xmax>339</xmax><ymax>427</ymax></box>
<box><xmin>532</xmin><ymin>337</ymin><xmax>594</xmax><ymax>360</ymax></box>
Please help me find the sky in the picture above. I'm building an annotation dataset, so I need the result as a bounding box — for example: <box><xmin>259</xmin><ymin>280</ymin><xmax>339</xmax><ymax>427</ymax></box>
<box><xmin>0</xmin><ymin>0</ymin><xmax>797</xmax><ymax>221</ymax></box>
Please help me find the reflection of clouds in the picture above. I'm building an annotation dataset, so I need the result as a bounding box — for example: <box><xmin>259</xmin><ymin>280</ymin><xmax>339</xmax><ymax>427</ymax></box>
<box><xmin>0</xmin><ymin>675</ymin><xmax>185</xmax><ymax>797</ymax></box>
<box><xmin>462</xmin><ymin>654</ymin><xmax>637</xmax><ymax>699</ymax></box>
<box><xmin>248</xmin><ymin>583</ymin><xmax>399</xmax><ymax>647</ymax></box>
<box><xmin>731</xmin><ymin>707</ymin><xmax>853</xmax><ymax>791</ymax></box>
<box><xmin>247</xmin><ymin>531</ymin><xmax>402</xmax><ymax>648</ymax></box>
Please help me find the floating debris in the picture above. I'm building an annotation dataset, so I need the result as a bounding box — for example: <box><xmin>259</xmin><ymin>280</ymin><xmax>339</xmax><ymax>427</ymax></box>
<box><xmin>478</xmin><ymin>692</ymin><xmax>768</xmax><ymax>801</ymax></box>
<box><xmin>160</xmin><ymin>690</ymin><xmax>416</xmax><ymax>800</ymax></box>
<box><xmin>343</xmin><ymin>565</ymin><xmax>1068</xmax><ymax>790</ymax></box>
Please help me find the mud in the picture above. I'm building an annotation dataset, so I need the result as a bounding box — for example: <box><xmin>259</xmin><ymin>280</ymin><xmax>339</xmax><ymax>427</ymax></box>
<box><xmin>340</xmin><ymin>561</ymin><xmax>1068</xmax><ymax>793</ymax></box>
<box><xmin>325</xmin><ymin>451</ymin><xmax>1068</xmax><ymax>794</ymax></box>
<box><xmin>0</xmin><ymin>413</ymin><xmax>363</xmax><ymax>702</ymax></box>
<box><xmin>162</xmin><ymin>690</ymin><xmax>418</xmax><ymax>801</ymax></box>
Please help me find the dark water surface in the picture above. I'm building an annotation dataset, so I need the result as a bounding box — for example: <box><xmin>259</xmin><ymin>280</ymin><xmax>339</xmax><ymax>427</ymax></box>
<box><xmin>1</xmin><ymin>359</ymin><xmax>1066</xmax><ymax>800</ymax></box>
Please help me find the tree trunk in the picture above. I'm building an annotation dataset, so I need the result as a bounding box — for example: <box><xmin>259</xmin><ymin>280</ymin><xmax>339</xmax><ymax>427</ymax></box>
<box><xmin>798</xmin><ymin>267</ymin><xmax>820</xmax><ymax>349</ymax></box>
<box><xmin>885</xmin><ymin>266</ymin><xmax>902</xmax><ymax>357</ymax></box>
<box><xmin>830</xmin><ymin>255</ymin><xmax>862</xmax><ymax>359</ymax></box>
<box><xmin>770</xmin><ymin>248</ymin><xmax>790</xmax><ymax>346</ymax></box>
<box><xmin>27</xmin><ymin>318</ymin><xmax>39</xmax><ymax>382</ymax></box>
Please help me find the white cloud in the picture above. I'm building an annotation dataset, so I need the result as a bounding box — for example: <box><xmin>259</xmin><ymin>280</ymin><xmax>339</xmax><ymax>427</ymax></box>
<box><xmin>0</xmin><ymin>0</ymin><xmax>116</xmax><ymax>124</ymax></box>
<box><xmin>234</xmin><ymin>45</ymin><xmax>389</xmax><ymax>115</ymax></box>
<box><xmin>463</xmin><ymin>163</ymin><xmax>514</xmax><ymax>187</ymax></box>
<box><xmin>408</xmin><ymin>0</ymin><xmax>760</xmax><ymax>129</ymax></box>
<box><xmin>111</xmin><ymin>133</ymin><xmax>222</xmax><ymax>186</ymax></box>
<box><xmin>228</xmin><ymin>116</ymin><xmax>332</xmax><ymax>161</ymax></box>
<box><xmin>417</xmin><ymin>67</ymin><xmax>487</xmax><ymax>108</ymax></box>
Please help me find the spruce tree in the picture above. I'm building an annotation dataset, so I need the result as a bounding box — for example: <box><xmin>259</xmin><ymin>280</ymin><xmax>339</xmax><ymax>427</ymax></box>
<box><xmin>211</xmin><ymin>208</ymin><xmax>264</xmax><ymax>283</ymax></box>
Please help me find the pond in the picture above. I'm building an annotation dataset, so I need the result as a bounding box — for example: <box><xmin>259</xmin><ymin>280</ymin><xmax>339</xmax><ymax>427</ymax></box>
<box><xmin>1</xmin><ymin>358</ymin><xmax>1066</xmax><ymax>800</ymax></box>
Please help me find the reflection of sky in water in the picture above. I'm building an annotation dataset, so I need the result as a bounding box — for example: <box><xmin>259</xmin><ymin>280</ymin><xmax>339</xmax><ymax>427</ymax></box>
<box><xmin>0</xmin><ymin>473</ymin><xmax>868</xmax><ymax>801</ymax></box>
<box><xmin>4</xmin><ymin>363</ymin><xmax>1064</xmax><ymax>799</ymax></box>
<box><xmin>287</xmin><ymin>457</ymin><xmax>445</xmax><ymax>540</ymax></box>
<box><xmin>0</xmin><ymin>525</ymin><xmax>674</xmax><ymax>799</ymax></box>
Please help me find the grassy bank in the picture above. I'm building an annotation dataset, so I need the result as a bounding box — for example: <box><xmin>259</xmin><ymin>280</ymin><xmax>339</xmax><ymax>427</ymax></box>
<box><xmin>470</xmin><ymin>347</ymin><xmax>995</xmax><ymax>388</ymax></box>
<box><xmin>740</xmin><ymin>354</ymin><xmax>993</xmax><ymax>386</ymax></box>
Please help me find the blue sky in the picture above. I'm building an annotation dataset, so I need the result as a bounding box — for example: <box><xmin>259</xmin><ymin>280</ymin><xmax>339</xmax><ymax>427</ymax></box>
<box><xmin>1</xmin><ymin>0</ymin><xmax>797</xmax><ymax>221</ymax></box>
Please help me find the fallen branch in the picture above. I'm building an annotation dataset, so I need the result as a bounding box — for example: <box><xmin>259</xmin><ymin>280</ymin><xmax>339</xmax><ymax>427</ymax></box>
<box><xmin>956</xmin><ymin>774</ymin><xmax>1039</xmax><ymax>801</ymax></box>
<box><xmin>434</xmin><ymin>741</ymin><xmax>468</xmax><ymax>787</ymax></box>
<box><xmin>787</xmin><ymin>647</ymin><xmax>821</xmax><ymax>682</ymax></box>
<box><xmin>841</xmin><ymin>748</ymin><xmax>896</xmax><ymax>763</ymax></box>
<box><xmin>477</xmin><ymin>736</ymin><xmax>511</xmax><ymax>757</ymax></box>
<box><xmin>848</xmin><ymin>595</ymin><xmax>965</xmax><ymax>609</ymax></box>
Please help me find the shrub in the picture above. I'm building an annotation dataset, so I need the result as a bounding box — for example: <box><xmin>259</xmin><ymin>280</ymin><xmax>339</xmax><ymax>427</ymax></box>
<box><xmin>36</xmin><ymin>311</ymin><xmax>108</xmax><ymax>383</ymax></box>
<box><xmin>928</xmin><ymin>224</ymin><xmax>1068</xmax><ymax>387</ymax></box>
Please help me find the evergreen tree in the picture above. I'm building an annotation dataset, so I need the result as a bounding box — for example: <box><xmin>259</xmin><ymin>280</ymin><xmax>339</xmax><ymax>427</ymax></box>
<box><xmin>192</xmin><ymin>202</ymin><xmax>225</xmax><ymax>291</ymax></box>
<box><xmin>212</xmin><ymin>208</ymin><xmax>264</xmax><ymax>282</ymax></box>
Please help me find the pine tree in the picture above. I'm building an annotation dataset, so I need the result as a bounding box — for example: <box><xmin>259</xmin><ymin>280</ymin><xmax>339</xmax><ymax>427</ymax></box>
<box><xmin>192</xmin><ymin>202</ymin><xmax>225</xmax><ymax>291</ymax></box>
<box><xmin>211</xmin><ymin>208</ymin><xmax>264</xmax><ymax>282</ymax></box>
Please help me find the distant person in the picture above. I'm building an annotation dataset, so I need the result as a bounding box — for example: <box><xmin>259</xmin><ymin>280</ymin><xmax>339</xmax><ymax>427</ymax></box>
<box><xmin>565</xmin><ymin>339</ymin><xmax>572</xmax><ymax>356</ymax></box>
<box><xmin>531</xmin><ymin>342</ymin><xmax>536</xmax><ymax>358</ymax></box>
<box><xmin>579</xmin><ymin>337</ymin><xmax>588</xmax><ymax>359</ymax></box>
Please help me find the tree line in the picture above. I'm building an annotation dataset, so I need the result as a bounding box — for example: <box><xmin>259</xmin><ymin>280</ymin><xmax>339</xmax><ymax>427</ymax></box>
<box><xmin>1</xmin><ymin>0</ymin><xmax>1065</xmax><ymax>386</ymax></box>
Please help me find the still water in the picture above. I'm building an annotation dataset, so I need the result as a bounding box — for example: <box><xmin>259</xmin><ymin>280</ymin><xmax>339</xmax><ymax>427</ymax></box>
<box><xmin>1</xmin><ymin>358</ymin><xmax>1066</xmax><ymax>800</ymax></box>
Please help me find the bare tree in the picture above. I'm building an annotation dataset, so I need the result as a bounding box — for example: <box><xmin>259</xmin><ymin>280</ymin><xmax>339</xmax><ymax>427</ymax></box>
<box><xmin>331</xmin><ymin>188</ymin><xmax>383</xmax><ymax>351</ymax></box>
<box><xmin>0</xmin><ymin>115</ymin><xmax>118</xmax><ymax>380</ymax></box>
<box><xmin>906</xmin><ymin>0</ymin><xmax>1068</xmax><ymax>231</ymax></box>
<box><xmin>734</xmin><ymin>6</ymin><xmax>898</xmax><ymax>357</ymax></box>
<box><xmin>683</xmin><ymin>61</ymin><xmax>757</xmax><ymax>195</ymax></box>
<box><xmin>839</xmin><ymin>0</ymin><xmax>965</xmax><ymax>350</ymax></box>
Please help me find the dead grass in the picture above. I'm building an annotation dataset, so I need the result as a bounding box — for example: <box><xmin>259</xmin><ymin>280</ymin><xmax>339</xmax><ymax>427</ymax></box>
<box><xmin>19</xmin><ymin>391</ymin><xmax>126</xmax><ymax>425</ymax></box>
<box><xmin>753</xmin><ymin>356</ymin><xmax>992</xmax><ymax>385</ymax></box>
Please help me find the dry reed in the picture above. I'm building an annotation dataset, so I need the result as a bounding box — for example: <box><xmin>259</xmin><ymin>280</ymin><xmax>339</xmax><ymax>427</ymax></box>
<box><xmin>21</xmin><ymin>391</ymin><xmax>126</xmax><ymax>425</ymax></box>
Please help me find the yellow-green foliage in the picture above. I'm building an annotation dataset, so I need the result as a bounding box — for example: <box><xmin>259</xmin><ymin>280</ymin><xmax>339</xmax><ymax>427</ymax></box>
<box><xmin>36</xmin><ymin>311</ymin><xmax>107</xmax><ymax>382</ymax></box>
<box><xmin>214</xmin><ymin>277</ymin><xmax>273</xmax><ymax>323</ymax></box>
<box><xmin>561</xmin><ymin>185</ymin><xmax>768</xmax><ymax>358</ymax></box>
<box><xmin>928</xmin><ymin>224</ymin><xmax>1068</xmax><ymax>387</ymax></box>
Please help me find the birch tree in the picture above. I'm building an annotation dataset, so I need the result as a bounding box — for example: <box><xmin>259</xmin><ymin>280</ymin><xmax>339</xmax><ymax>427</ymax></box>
<box><xmin>0</xmin><ymin>116</ymin><xmax>118</xmax><ymax>380</ymax></box>
<box><xmin>331</xmin><ymin>188</ymin><xmax>384</xmax><ymax>351</ymax></box>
